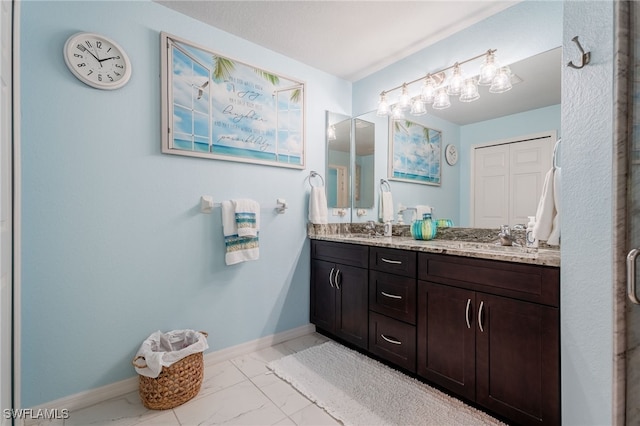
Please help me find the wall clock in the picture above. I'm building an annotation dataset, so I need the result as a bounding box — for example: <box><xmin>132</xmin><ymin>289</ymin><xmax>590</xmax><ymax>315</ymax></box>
<box><xmin>445</xmin><ymin>144</ymin><xmax>458</xmax><ymax>166</ymax></box>
<box><xmin>63</xmin><ymin>32</ymin><xmax>132</xmax><ymax>90</ymax></box>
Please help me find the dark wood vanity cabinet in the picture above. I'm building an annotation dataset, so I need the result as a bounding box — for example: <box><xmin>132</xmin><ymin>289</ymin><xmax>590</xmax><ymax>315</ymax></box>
<box><xmin>310</xmin><ymin>240</ymin><xmax>560</xmax><ymax>426</ymax></box>
<box><xmin>310</xmin><ymin>240</ymin><xmax>369</xmax><ymax>350</ymax></box>
<box><xmin>417</xmin><ymin>253</ymin><xmax>560</xmax><ymax>426</ymax></box>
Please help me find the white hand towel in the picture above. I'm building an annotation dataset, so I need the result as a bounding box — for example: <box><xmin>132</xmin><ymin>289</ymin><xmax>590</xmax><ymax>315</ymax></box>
<box><xmin>309</xmin><ymin>187</ymin><xmax>328</xmax><ymax>224</ymax></box>
<box><xmin>232</xmin><ymin>199</ymin><xmax>260</xmax><ymax>237</ymax></box>
<box><xmin>533</xmin><ymin>168</ymin><xmax>556</xmax><ymax>243</ymax></box>
<box><xmin>546</xmin><ymin>167</ymin><xmax>561</xmax><ymax>245</ymax></box>
<box><xmin>379</xmin><ymin>191</ymin><xmax>394</xmax><ymax>222</ymax></box>
<box><xmin>222</xmin><ymin>200</ymin><xmax>259</xmax><ymax>265</ymax></box>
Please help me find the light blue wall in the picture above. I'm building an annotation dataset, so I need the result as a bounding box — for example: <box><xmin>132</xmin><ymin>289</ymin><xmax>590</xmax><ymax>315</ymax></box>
<box><xmin>561</xmin><ymin>2</ymin><xmax>614</xmax><ymax>424</ymax></box>
<box><xmin>20</xmin><ymin>0</ymin><xmax>351</xmax><ymax>407</ymax></box>
<box><xmin>458</xmin><ymin>104</ymin><xmax>562</xmax><ymax>226</ymax></box>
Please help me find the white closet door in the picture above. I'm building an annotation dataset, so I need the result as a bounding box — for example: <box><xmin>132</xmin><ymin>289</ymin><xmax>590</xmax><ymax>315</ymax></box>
<box><xmin>472</xmin><ymin>132</ymin><xmax>555</xmax><ymax>228</ymax></box>
<box><xmin>473</xmin><ymin>144</ymin><xmax>509</xmax><ymax>228</ymax></box>
<box><xmin>509</xmin><ymin>138</ymin><xmax>553</xmax><ymax>226</ymax></box>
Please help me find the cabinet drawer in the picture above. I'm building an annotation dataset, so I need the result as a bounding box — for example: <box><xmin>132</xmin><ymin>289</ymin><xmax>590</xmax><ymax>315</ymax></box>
<box><xmin>418</xmin><ymin>253</ymin><xmax>559</xmax><ymax>307</ymax></box>
<box><xmin>368</xmin><ymin>312</ymin><xmax>416</xmax><ymax>372</ymax></box>
<box><xmin>369</xmin><ymin>271</ymin><xmax>416</xmax><ymax>324</ymax></box>
<box><xmin>370</xmin><ymin>247</ymin><xmax>417</xmax><ymax>277</ymax></box>
<box><xmin>311</xmin><ymin>240</ymin><xmax>369</xmax><ymax>268</ymax></box>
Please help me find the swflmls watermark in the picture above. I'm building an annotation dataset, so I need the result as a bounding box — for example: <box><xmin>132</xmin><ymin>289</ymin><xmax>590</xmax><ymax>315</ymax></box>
<box><xmin>3</xmin><ymin>408</ymin><xmax>70</xmax><ymax>420</ymax></box>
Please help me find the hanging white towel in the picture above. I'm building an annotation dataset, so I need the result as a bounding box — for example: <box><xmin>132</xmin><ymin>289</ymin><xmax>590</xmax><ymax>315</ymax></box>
<box><xmin>309</xmin><ymin>187</ymin><xmax>328</xmax><ymax>224</ymax></box>
<box><xmin>533</xmin><ymin>167</ymin><xmax>559</xmax><ymax>244</ymax></box>
<box><xmin>546</xmin><ymin>167</ymin><xmax>561</xmax><ymax>245</ymax></box>
<box><xmin>222</xmin><ymin>200</ymin><xmax>259</xmax><ymax>265</ymax></box>
<box><xmin>379</xmin><ymin>191</ymin><xmax>394</xmax><ymax>222</ymax></box>
<box><xmin>232</xmin><ymin>199</ymin><xmax>260</xmax><ymax>237</ymax></box>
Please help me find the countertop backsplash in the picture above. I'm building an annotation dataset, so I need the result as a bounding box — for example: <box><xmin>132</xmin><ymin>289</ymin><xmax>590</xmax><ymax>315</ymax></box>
<box><xmin>307</xmin><ymin>223</ymin><xmax>558</xmax><ymax>249</ymax></box>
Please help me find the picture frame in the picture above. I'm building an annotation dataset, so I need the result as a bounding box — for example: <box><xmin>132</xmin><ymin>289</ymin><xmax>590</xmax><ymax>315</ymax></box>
<box><xmin>160</xmin><ymin>32</ymin><xmax>306</xmax><ymax>169</ymax></box>
<box><xmin>388</xmin><ymin>119</ymin><xmax>442</xmax><ymax>186</ymax></box>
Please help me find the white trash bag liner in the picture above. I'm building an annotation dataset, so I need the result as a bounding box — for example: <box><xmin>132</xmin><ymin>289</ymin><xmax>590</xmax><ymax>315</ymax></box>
<box><xmin>134</xmin><ymin>329</ymin><xmax>209</xmax><ymax>378</ymax></box>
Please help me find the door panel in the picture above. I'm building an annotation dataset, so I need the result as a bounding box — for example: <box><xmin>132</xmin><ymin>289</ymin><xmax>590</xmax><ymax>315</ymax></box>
<box><xmin>476</xmin><ymin>293</ymin><xmax>559</xmax><ymax>426</ymax></box>
<box><xmin>334</xmin><ymin>264</ymin><xmax>368</xmax><ymax>349</ymax></box>
<box><xmin>310</xmin><ymin>259</ymin><xmax>336</xmax><ymax>333</ymax></box>
<box><xmin>474</xmin><ymin>144</ymin><xmax>509</xmax><ymax>228</ymax></box>
<box><xmin>417</xmin><ymin>281</ymin><xmax>476</xmax><ymax>401</ymax></box>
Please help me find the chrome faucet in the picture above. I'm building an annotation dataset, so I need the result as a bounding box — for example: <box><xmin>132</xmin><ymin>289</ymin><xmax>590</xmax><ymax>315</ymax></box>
<box><xmin>498</xmin><ymin>225</ymin><xmax>513</xmax><ymax>246</ymax></box>
<box><xmin>365</xmin><ymin>220</ymin><xmax>377</xmax><ymax>236</ymax></box>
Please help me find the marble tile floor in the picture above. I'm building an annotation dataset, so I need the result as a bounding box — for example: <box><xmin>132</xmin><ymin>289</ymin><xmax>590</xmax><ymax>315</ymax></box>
<box><xmin>33</xmin><ymin>333</ymin><xmax>341</xmax><ymax>426</ymax></box>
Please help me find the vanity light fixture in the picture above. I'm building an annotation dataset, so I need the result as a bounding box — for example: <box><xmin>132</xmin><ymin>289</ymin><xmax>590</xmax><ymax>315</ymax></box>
<box><xmin>376</xmin><ymin>49</ymin><xmax>515</xmax><ymax>116</ymax></box>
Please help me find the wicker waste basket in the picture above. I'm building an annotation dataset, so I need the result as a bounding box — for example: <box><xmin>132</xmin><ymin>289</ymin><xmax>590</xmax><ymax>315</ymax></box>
<box><xmin>132</xmin><ymin>330</ymin><xmax>208</xmax><ymax>410</ymax></box>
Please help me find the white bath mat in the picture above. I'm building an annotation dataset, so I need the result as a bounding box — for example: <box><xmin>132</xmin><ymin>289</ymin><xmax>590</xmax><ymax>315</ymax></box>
<box><xmin>267</xmin><ymin>341</ymin><xmax>505</xmax><ymax>426</ymax></box>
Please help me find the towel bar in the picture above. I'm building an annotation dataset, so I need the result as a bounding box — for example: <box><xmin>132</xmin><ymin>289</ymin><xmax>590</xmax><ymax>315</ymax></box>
<box><xmin>200</xmin><ymin>196</ymin><xmax>287</xmax><ymax>214</ymax></box>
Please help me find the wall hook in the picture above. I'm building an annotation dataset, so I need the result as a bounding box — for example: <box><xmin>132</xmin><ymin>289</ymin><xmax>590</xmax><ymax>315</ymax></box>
<box><xmin>567</xmin><ymin>36</ymin><xmax>591</xmax><ymax>69</ymax></box>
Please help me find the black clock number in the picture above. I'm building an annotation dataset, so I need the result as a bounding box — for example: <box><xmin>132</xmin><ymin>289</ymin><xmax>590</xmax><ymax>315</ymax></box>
<box><xmin>96</xmin><ymin>41</ymin><xmax>102</xmax><ymax>49</ymax></box>
<box><xmin>98</xmin><ymin>74</ymin><xmax>102</xmax><ymax>82</ymax></box>
<box><xmin>76</xmin><ymin>44</ymin><xmax>86</xmax><ymax>52</ymax></box>
<box><xmin>77</xmin><ymin>63</ymin><xmax>86</xmax><ymax>68</ymax></box>
<box><xmin>85</xmin><ymin>40</ymin><xmax>92</xmax><ymax>49</ymax></box>
<box><xmin>108</xmin><ymin>75</ymin><xmax>114</xmax><ymax>82</ymax></box>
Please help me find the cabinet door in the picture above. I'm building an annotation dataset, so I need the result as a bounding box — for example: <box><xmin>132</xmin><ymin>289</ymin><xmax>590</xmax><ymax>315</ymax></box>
<box><xmin>417</xmin><ymin>281</ymin><xmax>476</xmax><ymax>401</ymax></box>
<box><xmin>476</xmin><ymin>293</ymin><xmax>559</xmax><ymax>426</ymax></box>
<box><xmin>310</xmin><ymin>259</ymin><xmax>336</xmax><ymax>333</ymax></box>
<box><xmin>334</xmin><ymin>264</ymin><xmax>369</xmax><ymax>350</ymax></box>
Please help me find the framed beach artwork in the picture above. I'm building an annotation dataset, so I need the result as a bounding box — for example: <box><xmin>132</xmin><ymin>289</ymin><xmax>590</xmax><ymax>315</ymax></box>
<box><xmin>388</xmin><ymin>119</ymin><xmax>442</xmax><ymax>186</ymax></box>
<box><xmin>160</xmin><ymin>32</ymin><xmax>305</xmax><ymax>169</ymax></box>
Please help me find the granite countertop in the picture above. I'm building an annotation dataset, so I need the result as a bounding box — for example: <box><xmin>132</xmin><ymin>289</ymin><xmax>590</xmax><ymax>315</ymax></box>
<box><xmin>308</xmin><ymin>224</ymin><xmax>560</xmax><ymax>267</ymax></box>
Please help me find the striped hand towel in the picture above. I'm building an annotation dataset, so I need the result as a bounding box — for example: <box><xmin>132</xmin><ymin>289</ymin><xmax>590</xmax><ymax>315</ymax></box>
<box><xmin>222</xmin><ymin>200</ymin><xmax>259</xmax><ymax>265</ymax></box>
<box><xmin>232</xmin><ymin>199</ymin><xmax>260</xmax><ymax>237</ymax></box>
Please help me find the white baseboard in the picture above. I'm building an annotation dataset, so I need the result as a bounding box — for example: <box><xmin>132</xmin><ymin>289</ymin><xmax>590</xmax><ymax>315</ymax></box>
<box><xmin>27</xmin><ymin>324</ymin><xmax>315</xmax><ymax>416</ymax></box>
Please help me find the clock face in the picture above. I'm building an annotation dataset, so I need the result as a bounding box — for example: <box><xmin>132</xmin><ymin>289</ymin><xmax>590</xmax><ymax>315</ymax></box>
<box><xmin>64</xmin><ymin>32</ymin><xmax>132</xmax><ymax>90</ymax></box>
<box><xmin>445</xmin><ymin>144</ymin><xmax>458</xmax><ymax>165</ymax></box>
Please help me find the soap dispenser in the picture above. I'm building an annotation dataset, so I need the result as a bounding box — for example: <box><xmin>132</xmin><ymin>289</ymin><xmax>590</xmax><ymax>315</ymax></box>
<box><xmin>526</xmin><ymin>216</ymin><xmax>538</xmax><ymax>248</ymax></box>
<box><xmin>384</xmin><ymin>221</ymin><xmax>393</xmax><ymax>237</ymax></box>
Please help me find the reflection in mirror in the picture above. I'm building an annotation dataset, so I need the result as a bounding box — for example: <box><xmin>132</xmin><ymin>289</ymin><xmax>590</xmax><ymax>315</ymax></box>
<box><xmin>354</xmin><ymin>118</ymin><xmax>375</xmax><ymax>209</ymax></box>
<box><xmin>326</xmin><ymin>111</ymin><xmax>351</xmax><ymax>208</ymax></box>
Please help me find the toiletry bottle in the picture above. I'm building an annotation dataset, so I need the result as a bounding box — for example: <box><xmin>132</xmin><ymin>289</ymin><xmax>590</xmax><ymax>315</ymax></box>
<box><xmin>384</xmin><ymin>221</ymin><xmax>393</xmax><ymax>237</ymax></box>
<box><xmin>526</xmin><ymin>216</ymin><xmax>538</xmax><ymax>248</ymax></box>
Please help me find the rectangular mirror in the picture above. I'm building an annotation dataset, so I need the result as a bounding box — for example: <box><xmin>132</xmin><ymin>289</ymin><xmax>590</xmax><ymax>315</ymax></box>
<box><xmin>354</xmin><ymin>118</ymin><xmax>375</xmax><ymax>209</ymax></box>
<box><xmin>326</xmin><ymin>111</ymin><xmax>352</xmax><ymax>209</ymax></box>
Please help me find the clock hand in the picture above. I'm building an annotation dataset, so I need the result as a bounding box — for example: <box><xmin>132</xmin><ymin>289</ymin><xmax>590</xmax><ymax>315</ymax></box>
<box><xmin>98</xmin><ymin>56</ymin><xmax>118</xmax><ymax>63</ymax></box>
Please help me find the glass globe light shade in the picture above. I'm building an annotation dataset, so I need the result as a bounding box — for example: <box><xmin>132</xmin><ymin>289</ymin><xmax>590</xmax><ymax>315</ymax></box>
<box><xmin>459</xmin><ymin>79</ymin><xmax>480</xmax><ymax>102</ymax></box>
<box><xmin>489</xmin><ymin>66</ymin><xmax>513</xmax><ymax>93</ymax></box>
<box><xmin>376</xmin><ymin>93</ymin><xmax>390</xmax><ymax>116</ymax></box>
<box><xmin>420</xmin><ymin>75</ymin><xmax>437</xmax><ymax>104</ymax></box>
<box><xmin>391</xmin><ymin>105</ymin><xmax>405</xmax><ymax>119</ymax></box>
<box><xmin>398</xmin><ymin>84</ymin><xmax>411</xmax><ymax>110</ymax></box>
<box><xmin>432</xmin><ymin>88</ymin><xmax>451</xmax><ymax>110</ymax></box>
<box><xmin>446</xmin><ymin>64</ymin><xmax>464</xmax><ymax>96</ymax></box>
<box><xmin>478</xmin><ymin>52</ymin><xmax>498</xmax><ymax>86</ymax></box>
<box><xmin>327</xmin><ymin>125</ymin><xmax>336</xmax><ymax>140</ymax></box>
<box><xmin>410</xmin><ymin>98</ymin><xmax>427</xmax><ymax>116</ymax></box>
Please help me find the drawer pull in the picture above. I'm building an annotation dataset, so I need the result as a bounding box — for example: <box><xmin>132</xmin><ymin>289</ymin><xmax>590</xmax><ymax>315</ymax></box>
<box><xmin>381</xmin><ymin>291</ymin><xmax>402</xmax><ymax>300</ymax></box>
<box><xmin>380</xmin><ymin>334</ymin><xmax>402</xmax><ymax>345</ymax></box>
<box><xmin>465</xmin><ymin>298</ymin><xmax>471</xmax><ymax>329</ymax></box>
<box><xmin>329</xmin><ymin>267</ymin><xmax>335</xmax><ymax>288</ymax></box>
<box><xmin>478</xmin><ymin>301</ymin><xmax>485</xmax><ymax>332</ymax></box>
<box><xmin>335</xmin><ymin>269</ymin><xmax>341</xmax><ymax>290</ymax></box>
<box><xmin>381</xmin><ymin>257</ymin><xmax>402</xmax><ymax>265</ymax></box>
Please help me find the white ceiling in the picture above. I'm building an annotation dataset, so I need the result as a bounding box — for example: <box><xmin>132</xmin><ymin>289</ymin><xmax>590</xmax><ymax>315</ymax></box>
<box><xmin>155</xmin><ymin>0</ymin><xmax>561</xmax><ymax>125</ymax></box>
